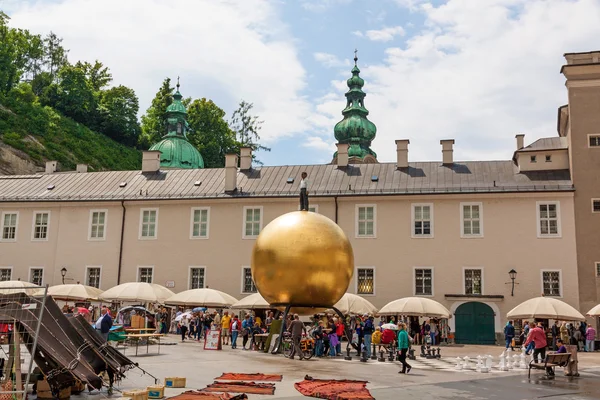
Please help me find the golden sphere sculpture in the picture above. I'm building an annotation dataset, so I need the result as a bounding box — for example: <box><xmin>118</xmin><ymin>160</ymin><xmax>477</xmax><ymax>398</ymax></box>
<box><xmin>251</xmin><ymin>211</ymin><xmax>354</xmax><ymax>313</ymax></box>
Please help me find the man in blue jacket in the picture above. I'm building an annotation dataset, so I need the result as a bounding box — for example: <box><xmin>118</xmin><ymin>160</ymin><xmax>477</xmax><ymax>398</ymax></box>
<box><xmin>504</xmin><ymin>321</ymin><xmax>515</xmax><ymax>350</ymax></box>
<box><xmin>95</xmin><ymin>306</ymin><xmax>113</xmax><ymax>341</ymax></box>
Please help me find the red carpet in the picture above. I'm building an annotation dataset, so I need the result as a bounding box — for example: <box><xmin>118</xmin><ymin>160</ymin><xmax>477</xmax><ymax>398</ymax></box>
<box><xmin>201</xmin><ymin>381</ymin><xmax>276</xmax><ymax>395</ymax></box>
<box><xmin>167</xmin><ymin>390</ymin><xmax>247</xmax><ymax>400</ymax></box>
<box><xmin>294</xmin><ymin>378</ymin><xmax>374</xmax><ymax>400</ymax></box>
<box><xmin>216</xmin><ymin>373</ymin><xmax>283</xmax><ymax>382</ymax></box>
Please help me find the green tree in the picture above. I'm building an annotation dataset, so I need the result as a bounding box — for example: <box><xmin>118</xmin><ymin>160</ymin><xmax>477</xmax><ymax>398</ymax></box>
<box><xmin>53</xmin><ymin>64</ymin><xmax>97</xmax><ymax>125</ymax></box>
<box><xmin>76</xmin><ymin>60</ymin><xmax>111</xmax><ymax>91</ymax></box>
<box><xmin>44</xmin><ymin>32</ymin><xmax>68</xmax><ymax>79</ymax></box>
<box><xmin>186</xmin><ymin>98</ymin><xmax>238</xmax><ymax>168</ymax></box>
<box><xmin>0</xmin><ymin>12</ymin><xmax>24</xmax><ymax>94</ymax></box>
<box><xmin>98</xmin><ymin>85</ymin><xmax>141</xmax><ymax>146</ymax></box>
<box><xmin>139</xmin><ymin>77</ymin><xmax>174</xmax><ymax>148</ymax></box>
<box><xmin>229</xmin><ymin>100</ymin><xmax>270</xmax><ymax>164</ymax></box>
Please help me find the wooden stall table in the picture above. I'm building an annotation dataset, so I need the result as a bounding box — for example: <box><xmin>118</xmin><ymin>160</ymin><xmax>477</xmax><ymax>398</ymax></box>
<box><xmin>125</xmin><ymin>328</ymin><xmax>156</xmax><ymax>333</ymax></box>
<box><xmin>254</xmin><ymin>333</ymin><xmax>269</xmax><ymax>351</ymax></box>
<box><xmin>125</xmin><ymin>333</ymin><xmax>165</xmax><ymax>356</ymax></box>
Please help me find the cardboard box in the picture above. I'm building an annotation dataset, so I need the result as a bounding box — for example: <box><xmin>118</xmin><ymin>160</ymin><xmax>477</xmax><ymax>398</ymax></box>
<box><xmin>123</xmin><ymin>389</ymin><xmax>149</xmax><ymax>400</ymax></box>
<box><xmin>131</xmin><ymin>315</ymin><xmax>145</xmax><ymax>329</ymax></box>
<box><xmin>37</xmin><ymin>379</ymin><xmax>71</xmax><ymax>399</ymax></box>
<box><xmin>164</xmin><ymin>377</ymin><xmax>186</xmax><ymax>388</ymax></box>
<box><xmin>147</xmin><ymin>385</ymin><xmax>165</xmax><ymax>399</ymax></box>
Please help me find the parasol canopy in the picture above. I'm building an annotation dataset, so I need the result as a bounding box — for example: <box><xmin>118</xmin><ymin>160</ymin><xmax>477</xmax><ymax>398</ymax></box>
<box><xmin>231</xmin><ymin>293</ymin><xmax>270</xmax><ymax>310</ymax></box>
<box><xmin>378</xmin><ymin>297</ymin><xmax>451</xmax><ymax>318</ymax></box>
<box><xmin>507</xmin><ymin>297</ymin><xmax>585</xmax><ymax>321</ymax></box>
<box><xmin>330</xmin><ymin>293</ymin><xmax>378</xmax><ymax>315</ymax></box>
<box><xmin>165</xmin><ymin>288</ymin><xmax>238</xmax><ymax>308</ymax></box>
<box><xmin>175</xmin><ymin>312</ymin><xmax>193</xmax><ymax>322</ymax></box>
<box><xmin>381</xmin><ymin>323</ymin><xmax>399</xmax><ymax>330</ymax></box>
<box><xmin>44</xmin><ymin>284</ymin><xmax>104</xmax><ymax>301</ymax></box>
<box><xmin>76</xmin><ymin>307</ymin><xmax>90</xmax><ymax>315</ymax></box>
<box><xmin>586</xmin><ymin>304</ymin><xmax>600</xmax><ymax>316</ymax></box>
<box><xmin>0</xmin><ymin>280</ymin><xmax>40</xmax><ymax>295</ymax></box>
<box><xmin>118</xmin><ymin>305</ymin><xmax>154</xmax><ymax>317</ymax></box>
<box><xmin>99</xmin><ymin>282</ymin><xmax>174</xmax><ymax>303</ymax></box>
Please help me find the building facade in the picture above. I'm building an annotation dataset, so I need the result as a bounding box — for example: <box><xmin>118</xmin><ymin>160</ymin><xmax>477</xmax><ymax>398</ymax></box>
<box><xmin>0</xmin><ymin>52</ymin><xmax>598</xmax><ymax>344</ymax></box>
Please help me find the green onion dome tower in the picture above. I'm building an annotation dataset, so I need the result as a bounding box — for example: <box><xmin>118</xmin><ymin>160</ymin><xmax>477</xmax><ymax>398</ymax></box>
<box><xmin>333</xmin><ymin>52</ymin><xmax>378</xmax><ymax>164</ymax></box>
<box><xmin>149</xmin><ymin>79</ymin><xmax>204</xmax><ymax>169</ymax></box>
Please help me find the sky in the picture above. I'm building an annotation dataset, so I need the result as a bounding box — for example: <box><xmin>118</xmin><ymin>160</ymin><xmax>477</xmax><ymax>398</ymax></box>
<box><xmin>3</xmin><ymin>0</ymin><xmax>600</xmax><ymax>166</ymax></box>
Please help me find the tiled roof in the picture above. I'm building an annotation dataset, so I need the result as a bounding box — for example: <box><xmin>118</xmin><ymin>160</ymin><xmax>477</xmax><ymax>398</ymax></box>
<box><xmin>0</xmin><ymin>161</ymin><xmax>572</xmax><ymax>202</ymax></box>
<box><xmin>519</xmin><ymin>137</ymin><xmax>568</xmax><ymax>152</ymax></box>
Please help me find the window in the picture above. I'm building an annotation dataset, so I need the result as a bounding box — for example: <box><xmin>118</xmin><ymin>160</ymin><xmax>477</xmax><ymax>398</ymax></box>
<box><xmin>138</xmin><ymin>267</ymin><xmax>153</xmax><ymax>283</ymax></box>
<box><xmin>530</xmin><ymin>155</ymin><xmax>537</xmax><ymax>163</ymax></box>
<box><xmin>189</xmin><ymin>267</ymin><xmax>206</xmax><ymax>289</ymax></box>
<box><xmin>1</xmin><ymin>212</ymin><xmax>18</xmax><ymax>241</ymax></box>
<box><xmin>190</xmin><ymin>208</ymin><xmax>210</xmax><ymax>239</ymax></box>
<box><xmin>32</xmin><ymin>211</ymin><xmax>50</xmax><ymax>240</ymax></box>
<box><xmin>86</xmin><ymin>267</ymin><xmax>101</xmax><ymax>288</ymax></box>
<box><xmin>542</xmin><ymin>271</ymin><xmax>561</xmax><ymax>297</ymax></box>
<box><xmin>139</xmin><ymin>209</ymin><xmax>158</xmax><ymax>239</ymax></box>
<box><xmin>545</xmin><ymin>155</ymin><xmax>552</xmax><ymax>162</ymax></box>
<box><xmin>461</xmin><ymin>203</ymin><xmax>483</xmax><ymax>237</ymax></box>
<box><xmin>356</xmin><ymin>268</ymin><xmax>375</xmax><ymax>295</ymax></box>
<box><xmin>0</xmin><ymin>268</ymin><xmax>12</xmax><ymax>281</ymax></box>
<box><xmin>29</xmin><ymin>268</ymin><xmax>43</xmax><ymax>286</ymax></box>
<box><xmin>242</xmin><ymin>267</ymin><xmax>257</xmax><ymax>293</ymax></box>
<box><xmin>414</xmin><ymin>268</ymin><xmax>433</xmax><ymax>296</ymax></box>
<box><xmin>356</xmin><ymin>205</ymin><xmax>376</xmax><ymax>238</ymax></box>
<box><xmin>596</xmin><ymin>262</ymin><xmax>600</xmax><ymax>278</ymax></box>
<box><xmin>537</xmin><ymin>202</ymin><xmax>561</xmax><ymax>237</ymax></box>
<box><xmin>412</xmin><ymin>204</ymin><xmax>433</xmax><ymax>238</ymax></box>
<box><xmin>589</xmin><ymin>134</ymin><xmax>600</xmax><ymax>147</ymax></box>
<box><xmin>464</xmin><ymin>268</ymin><xmax>483</xmax><ymax>295</ymax></box>
<box><xmin>89</xmin><ymin>210</ymin><xmax>107</xmax><ymax>240</ymax></box>
<box><xmin>592</xmin><ymin>199</ymin><xmax>600</xmax><ymax>213</ymax></box>
<box><xmin>243</xmin><ymin>207</ymin><xmax>262</xmax><ymax>239</ymax></box>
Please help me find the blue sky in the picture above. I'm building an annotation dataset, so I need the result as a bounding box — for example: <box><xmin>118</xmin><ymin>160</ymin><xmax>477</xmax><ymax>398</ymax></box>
<box><xmin>5</xmin><ymin>0</ymin><xmax>600</xmax><ymax>167</ymax></box>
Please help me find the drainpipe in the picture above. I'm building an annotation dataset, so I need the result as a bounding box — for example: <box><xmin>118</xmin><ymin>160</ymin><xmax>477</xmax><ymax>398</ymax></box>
<box><xmin>117</xmin><ymin>200</ymin><xmax>126</xmax><ymax>284</ymax></box>
<box><xmin>334</xmin><ymin>196</ymin><xmax>338</xmax><ymax>224</ymax></box>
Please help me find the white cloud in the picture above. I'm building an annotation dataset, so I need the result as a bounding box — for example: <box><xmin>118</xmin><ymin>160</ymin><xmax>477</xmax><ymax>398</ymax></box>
<box><xmin>300</xmin><ymin>0</ymin><xmax>352</xmax><ymax>12</ymax></box>
<box><xmin>6</xmin><ymin>0</ymin><xmax>311</xmax><ymax>143</ymax></box>
<box><xmin>352</xmin><ymin>31</ymin><xmax>364</xmax><ymax>37</ymax></box>
<box><xmin>316</xmin><ymin>0</ymin><xmax>600</xmax><ymax>163</ymax></box>
<box><xmin>313</xmin><ymin>52</ymin><xmax>350</xmax><ymax>68</ymax></box>
<box><xmin>357</xmin><ymin>26</ymin><xmax>406</xmax><ymax>42</ymax></box>
<box><xmin>303</xmin><ymin>136</ymin><xmax>336</xmax><ymax>152</ymax></box>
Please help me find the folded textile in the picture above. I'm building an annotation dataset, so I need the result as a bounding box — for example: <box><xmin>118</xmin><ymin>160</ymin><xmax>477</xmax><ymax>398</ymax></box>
<box><xmin>294</xmin><ymin>378</ymin><xmax>374</xmax><ymax>400</ymax></box>
<box><xmin>167</xmin><ymin>390</ymin><xmax>247</xmax><ymax>400</ymax></box>
<box><xmin>216</xmin><ymin>373</ymin><xmax>283</xmax><ymax>382</ymax></box>
<box><xmin>201</xmin><ymin>381</ymin><xmax>276</xmax><ymax>395</ymax></box>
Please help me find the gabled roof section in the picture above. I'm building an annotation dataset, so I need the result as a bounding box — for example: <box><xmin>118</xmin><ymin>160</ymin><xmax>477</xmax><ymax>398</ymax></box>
<box><xmin>518</xmin><ymin>137</ymin><xmax>568</xmax><ymax>152</ymax></box>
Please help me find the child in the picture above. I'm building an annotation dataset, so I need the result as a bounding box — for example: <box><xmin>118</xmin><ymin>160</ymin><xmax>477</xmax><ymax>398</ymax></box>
<box><xmin>372</xmin><ymin>326</ymin><xmax>383</xmax><ymax>353</ymax></box>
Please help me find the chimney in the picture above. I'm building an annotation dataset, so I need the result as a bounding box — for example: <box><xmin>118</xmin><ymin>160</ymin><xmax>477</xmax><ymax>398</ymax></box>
<box><xmin>225</xmin><ymin>153</ymin><xmax>238</xmax><ymax>192</ymax></box>
<box><xmin>142</xmin><ymin>150</ymin><xmax>161</xmax><ymax>173</ymax></box>
<box><xmin>45</xmin><ymin>161</ymin><xmax>57</xmax><ymax>174</ymax></box>
<box><xmin>515</xmin><ymin>134</ymin><xmax>525</xmax><ymax>150</ymax></box>
<box><xmin>395</xmin><ymin>139</ymin><xmax>410</xmax><ymax>168</ymax></box>
<box><xmin>76</xmin><ymin>164</ymin><xmax>88</xmax><ymax>173</ymax></box>
<box><xmin>336</xmin><ymin>143</ymin><xmax>349</xmax><ymax>168</ymax></box>
<box><xmin>440</xmin><ymin>139</ymin><xmax>455</xmax><ymax>165</ymax></box>
<box><xmin>240</xmin><ymin>147</ymin><xmax>252</xmax><ymax>170</ymax></box>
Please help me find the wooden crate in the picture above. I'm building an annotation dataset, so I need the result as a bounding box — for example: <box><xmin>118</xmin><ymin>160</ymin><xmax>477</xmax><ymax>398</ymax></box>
<box><xmin>164</xmin><ymin>377</ymin><xmax>186</xmax><ymax>388</ymax></box>
<box><xmin>123</xmin><ymin>389</ymin><xmax>149</xmax><ymax>400</ymax></box>
<box><xmin>147</xmin><ymin>385</ymin><xmax>165</xmax><ymax>399</ymax></box>
<box><xmin>131</xmin><ymin>315</ymin><xmax>145</xmax><ymax>329</ymax></box>
<box><xmin>37</xmin><ymin>379</ymin><xmax>71</xmax><ymax>399</ymax></box>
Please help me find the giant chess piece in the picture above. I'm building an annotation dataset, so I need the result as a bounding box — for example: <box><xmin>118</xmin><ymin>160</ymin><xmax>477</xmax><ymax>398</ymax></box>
<box><xmin>455</xmin><ymin>357</ymin><xmax>463</xmax><ymax>370</ymax></box>
<box><xmin>519</xmin><ymin>352</ymin><xmax>527</xmax><ymax>369</ymax></box>
<box><xmin>463</xmin><ymin>356</ymin><xmax>471</xmax><ymax>370</ymax></box>
<box><xmin>499</xmin><ymin>354</ymin><xmax>508</xmax><ymax>371</ymax></box>
<box><xmin>486</xmin><ymin>355</ymin><xmax>494</xmax><ymax>370</ymax></box>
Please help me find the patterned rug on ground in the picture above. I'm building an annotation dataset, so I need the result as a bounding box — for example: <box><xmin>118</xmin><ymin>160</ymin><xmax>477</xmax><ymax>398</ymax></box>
<box><xmin>166</xmin><ymin>390</ymin><xmax>248</xmax><ymax>400</ymax></box>
<box><xmin>201</xmin><ymin>381</ymin><xmax>276</xmax><ymax>395</ymax></box>
<box><xmin>216</xmin><ymin>373</ymin><xmax>283</xmax><ymax>382</ymax></box>
<box><xmin>294</xmin><ymin>377</ymin><xmax>374</xmax><ymax>400</ymax></box>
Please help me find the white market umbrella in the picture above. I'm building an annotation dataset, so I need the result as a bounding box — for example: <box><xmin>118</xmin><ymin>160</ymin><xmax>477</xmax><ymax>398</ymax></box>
<box><xmin>231</xmin><ymin>293</ymin><xmax>270</xmax><ymax>310</ymax></box>
<box><xmin>175</xmin><ymin>312</ymin><xmax>193</xmax><ymax>322</ymax></box>
<box><xmin>378</xmin><ymin>297</ymin><xmax>451</xmax><ymax>319</ymax></box>
<box><xmin>330</xmin><ymin>293</ymin><xmax>378</xmax><ymax>315</ymax></box>
<box><xmin>99</xmin><ymin>282</ymin><xmax>174</xmax><ymax>303</ymax></box>
<box><xmin>381</xmin><ymin>323</ymin><xmax>399</xmax><ymax>330</ymax></box>
<box><xmin>0</xmin><ymin>280</ymin><xmax>40</xmax><ymax>295</ymax></box>
<box><xmin>165</xmin><ymin>288</ymin><xmax>238</xmax><ymax>308</ymax></box>
<box><xmin>44</xmin><ymin>284</ymin><xmax>104</xmax><ymax>301</ymax></box>
<box><xmin>586</xmin><ymin>304</ymin><xmax>600</xmax><ymax>316</ymax></box>
<box><xmin>507</xmin><ymin>296</ymin><xmax>585</xmax><ymax>321</ymax></box>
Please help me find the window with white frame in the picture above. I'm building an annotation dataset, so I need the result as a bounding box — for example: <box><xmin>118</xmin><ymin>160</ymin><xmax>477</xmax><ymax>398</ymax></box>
<box><xmin>412</xmin><ymin>204</ymin><xmax>433</xmax><ymax>237</ymax></box>
<box><xmin>0</xmin><ymin>268</ymin><xmax>11</xmax><ymax>281</ymax></box>
<box><xmin>89</xmin><ymin>210</ymin><xmax>107</xmax><ymax>240</ymax></box>
<box><xmin>356</xmin><ymin>205</ymin><xmax>376</xmax><ymax>237</ymax></box>
<box><xmin>542</xmin><ymin>271</ymin><xmax>561</xmax><ymax>296</ymax></box>
<box><xmin>415</xmin><ymin>268</ymin><xmax>433</xmax><ymax>295</ymax></box>
<box><xmin>592</xmin><ymin>199</ymin><xmax>600</xmax><ymax>213</ymax></box>
<box><xmin>140</xmin><ymin>209</ymin><xmax>158</xmax><ymax>239</ymax></box>
<box><xmin>29</xmin><ymin>268</ymin><xmax>43</xmax><ymax>286</ymax></box>
<box><xmin>464</xmin><ymin>269</ymin><xmax>482</xmax><ymax>295</ymax></box>
<box><xmin>537</xmin><ymin>202</ymin><xmax>560</xmax><ymax>237</ymax></box>
<box><xmin>356</xmin><ymin>268</ymin><xmax>374</xmax><ymax>295</ymax></box>
<box><xmin>138</xmin><ymin>267</ymin><xmax>153</xmax><ymax>283</ymax></box>
<box><xmin>190</xmin><ymin>267</ymin><xmax>205</xmax><ymax>289</ymax></box>
<box><xmin>589</xmin><ymin>134</ymin><xmax>600</xmax><ymax>147</ymax></box>
<box><xmin>242</xmin><ymin>267</ymin><xmax>257</xmax><ymax>293</ymax></box>
<box><xmin>1</xmin><ymin>212</ymin><xmax>18</xmax><ymax>241</ymax></box>
<box><xmin>32</xmin><ymin>211</ymin><xmax>50</xmax><ymax>240</ymax></box>
<box><xmin>191</xmin><ymin>208</ymin><xmax>209</xmax><ymax>239</ymax></box>
<box><xmin>243</xmin><ymin>207</ymin><xmax>262</xmax><ymax>238</ymax></box>
<box><xmin>461</xmin><ymin>203</ymin><xmax>482</xmax><ymax>237</ymax></box>
<box><xmin>86</xmin><ymin>267</ymin><xmax>101</xmax><ymax>288</ymax></box>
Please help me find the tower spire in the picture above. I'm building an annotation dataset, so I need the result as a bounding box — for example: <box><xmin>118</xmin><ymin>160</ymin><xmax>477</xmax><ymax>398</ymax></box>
<box><xmin>354</xmin><ymin>49</ymin><xmax>358</xmax><ymax>66</ymax></box>
<box><xmin>176</xmin><ymin>76</ymin><xmax>180</xmax><ymax>91</ymax></box>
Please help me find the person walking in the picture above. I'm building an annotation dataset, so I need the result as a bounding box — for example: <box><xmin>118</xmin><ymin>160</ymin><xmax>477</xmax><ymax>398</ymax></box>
<box><xmin>242</xmin><ymin>315</ymin><xmax>251</xmax><ymax>350</ymax></box>
<box><xmin>504</xmin><ymin>321</ymin><xmax>515</xmax><ymax>350</ymax></box>
<box><xmin>231</xmin><ymin>315</ymin><xmax>240</xmax><ymax>349</ymax></box>
<box><xmin>221</xmin><ymin>311</ymin><xmax>231</xmax><ymax>346</ymax></box>
<box><xmin>551</xmin><ymin>321</ymin><xmax>559</xmax><ymax>351</ymax></box>
<box><xmin>95</xmin><ymin>306</ymin><xmax>113</xmax><ymax>341</ymax></box>
<box><xmin>179</xmin><ymin>315</ymin><xmax>189</xmax><ymax>342</ymax></box>
<box><xmin>397</xmin><ymin>323</ymin><xmax>412</xmax><ymax>374</ymax></box>
<box><xmin>288</xmin><ymin>314</ymin><xmax>307</xmax><ymax>360</ymax></box>
<box><xmin>299</xmin><ymin>172</ymin><xmax>309</xmax><ymax>211</ymax></box>
<box><xmin>525</xmin><ymin>322</ymin><xmax>548</xmax><ymax>363</ymax></box>
<box><xmin>586</xmin><ymin>324</ymin><xmax>596</xmax><ymax>352</ymax></box>
<box><xmin>363</xmin><ymin>315</ymin><xmax>374</xmax><ymax>358</ymax></box>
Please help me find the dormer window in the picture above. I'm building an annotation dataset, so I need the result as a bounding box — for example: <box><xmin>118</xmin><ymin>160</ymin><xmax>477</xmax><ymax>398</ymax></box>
<box><xmin>177</xmin><ymin>122</ymin><xmax>182</xmax><ymax>134</ymax></box>
<box><xmin>530</xmin><ymin>155</ymin><xmax>537</xmax><ymax>163</ymax></box>
<box><xmin>545</xmin><ymin>155</ymin><xmax>551</xmax><ymax>162</ymax></box>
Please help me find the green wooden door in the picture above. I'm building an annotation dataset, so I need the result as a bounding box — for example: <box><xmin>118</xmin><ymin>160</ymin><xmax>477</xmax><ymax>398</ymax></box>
<box><xmin>454</xmin><ymin>302</ymin><xmax>495</xmax><ymax>344</ymax></box>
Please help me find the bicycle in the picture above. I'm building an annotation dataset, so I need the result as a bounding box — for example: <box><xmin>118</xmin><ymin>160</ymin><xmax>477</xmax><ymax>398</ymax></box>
<box><xmin>281</xmin><ymin>333</ymin><xmax>314</xmax><ymax>359</ymax></box>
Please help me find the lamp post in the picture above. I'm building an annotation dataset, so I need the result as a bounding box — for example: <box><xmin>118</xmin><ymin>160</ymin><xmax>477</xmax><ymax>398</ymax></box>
<box><xmin>61</xmin><ymin>267</ymin><xmax>67</xmax><ymax>284</ymax></box>
<box><xmin>508</xmin><ymin>269</ymin><xmax>517</xmax><ymax>296</ymax></box>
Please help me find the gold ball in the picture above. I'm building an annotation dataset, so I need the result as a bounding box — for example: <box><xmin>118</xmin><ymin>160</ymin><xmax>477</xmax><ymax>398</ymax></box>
<box><xmin>251</xmin><ymin>211</ymin><xmax>354</xmax><ymax>312</ymax></box>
